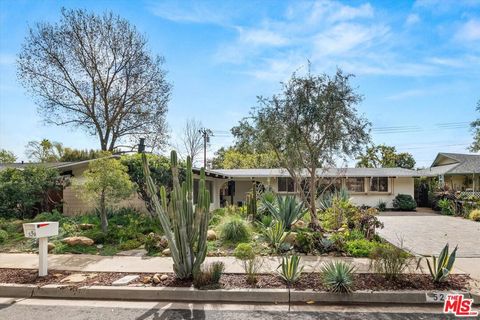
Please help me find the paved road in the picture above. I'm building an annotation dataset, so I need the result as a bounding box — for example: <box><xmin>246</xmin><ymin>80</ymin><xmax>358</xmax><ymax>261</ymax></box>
<box><xmin>0</xmin><ymin>298</ymin><xmax>471</xmax><ymax>320</ymax></box>
<box><xmin>378</xmin><ymin>211</ymin><xmax>480</xmax><ymax>258</ymax></box>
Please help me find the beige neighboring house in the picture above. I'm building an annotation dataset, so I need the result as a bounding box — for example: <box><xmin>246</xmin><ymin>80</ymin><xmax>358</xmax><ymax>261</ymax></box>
<box><xmin>418</xmin><ymin>152</ymin><xmax>480</xmax><ymax>197</ymax></box>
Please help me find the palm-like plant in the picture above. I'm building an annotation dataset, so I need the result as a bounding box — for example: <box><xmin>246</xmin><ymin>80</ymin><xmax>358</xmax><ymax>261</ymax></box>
<box><xmin>320</xmin><ymin>260</ymin><xmax>355</xmax><ymax>293</ymax></box>
<box><xmin>278</xmin><ymin>255</ymin><xmax>304</xmax><ymax>285</ymax></box>
<box><xmin>264</xmin><ymin>195</ymin><xmax>305</xmax><ymax>230</ymax></box>
<box><xmin>263</xmin><ymin>220</ymin><xmax>289</xmax><ymax>253</ymax></box>
<box><xmin>424</xmin><ymin>243</ymin><xmax>458</xmax><ymax>283</ymax></box>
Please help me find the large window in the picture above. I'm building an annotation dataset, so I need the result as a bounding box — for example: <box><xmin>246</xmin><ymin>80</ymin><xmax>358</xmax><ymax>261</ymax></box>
<box><xmin>317</xmin><ymin>178</ymin><xmax>343</xmax><ymax>194</ymax></box>
<box><xmin>278</xmin><ymin>177</ymin><xmax>295</xmax><ymax>192</ymax></box>
<box><xmin>346</xmin><ymin>177</ymin><xmax>365</xmax><ymax>192</ymax></box>
<box><xmin>370</xmin><ymin>177</ymin><xmax>389</xmax><ymax>192</ymax></box>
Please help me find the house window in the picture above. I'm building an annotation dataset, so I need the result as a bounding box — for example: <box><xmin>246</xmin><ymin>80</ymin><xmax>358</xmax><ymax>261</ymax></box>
<box><xmin>370</xmin><ymin>177</ymin><xmax>389</xmax><ymax>192</ymax></box>
<box><xmin>278</xmin><ymin>177</ymin><xmax>295</xmax><ymax>192</ymax></box>
<box><xmin>346</xmin><ymin>177</ymin><xmax>365</xmax><ymax>192</ymax></box>
<box><xmin>317</xmin><ymin>178</ymin><xmax>343</xmax><ymax>194</ymax></box>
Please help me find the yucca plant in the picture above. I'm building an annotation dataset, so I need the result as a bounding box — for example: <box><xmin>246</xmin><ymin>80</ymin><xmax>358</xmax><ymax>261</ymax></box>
<box><xmin>424</xmin><ymin>243</ymin><xmax>458</xmax><ymax>283</ymax></box>
<box><xmin>142</xmin><ymin>151</ymin><xmax>210</xmax><ymax>279</ymax></box>
<box><xmin>320</xmin><ymin>260</ymin><xmax>355</xmax><ymax>293</ymax></box>
<box><xmin>278</xmin><ymin>255</ymin><xmax>304</xmax><ymax>285</ymax></box>
<box><xmin>263</xmin><ymin>220</ymin><xmax>289</xmax><ymax>253</ymax></box>
<box><xmin>264</xmin><ymin>195</ymin><xmax>305</xmax><ymax>230</ymax></box>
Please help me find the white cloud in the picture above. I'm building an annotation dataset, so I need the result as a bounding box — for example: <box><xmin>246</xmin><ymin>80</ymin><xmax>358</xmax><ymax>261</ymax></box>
<box><xmin>405</xmin><ymin>14</ymin><xmax>420</xmax><ymax>26</ymax></box>
<box><xmin>237</xmin><ymin>28</ymin><xmax>289</xmax><ymax>46</ymax></box>
<box><xmin>0</xmin><ymin>53</ymin><xmax>15</xmax><ymax>66</ymax></box>
<box><xmin>149</xmin><ymin>1</ymin><xmax>228</xmax><ymax>25</ymax></box>
<box><xmin>455</xmin><ymin>19</ymin><xmax>480</xmax><ymax>42</ymax></box>
<box><xmin>308</xmin><ymin>1</ymin><xmax>374</xmax><ymax>24</ymax></box>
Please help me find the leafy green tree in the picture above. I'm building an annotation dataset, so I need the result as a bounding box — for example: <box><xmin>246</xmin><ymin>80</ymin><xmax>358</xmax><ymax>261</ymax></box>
<box><xmin>59</xmin><ymin>148</ymin><xmax>108</xmax><ymax>162</ymax></box>
<box><xmin>77</xmin><ymin>158</ymin><xmax>134</xmax><ymax>233</ymax></box>
<box><xmin>0</xmin><ymin>149</ymin><xmax>16</xmax><ymax>163</ymax></box>
<box><xmin>232</xmin><ymin>68</ymin><xmax>370</xmax><ymax>228</ymax></box>
<box><xmin>121</xmin><ymin>154</ymin><xmax>186</xmax><ymax>215</ymax></box>
<box><xmin>356</xmin><ymin>144</ymin><xmax>416</xmax><ymax>169</ymax></box>
<box><xmin>25</xmin><ymin>139</ymin><xmax>63</xmax><ymax>163</ymax></box>
<box><xmin>470</xmin><ymin>100</ymin><xmax>480</xmax><ymax>152</ymax></box>
<box><xmin>0</xmin><ymin>166</ymin><xmax>61</xmax><ymax>218</ymax></box>
<box><xmin>211</xmin><ymin>147</ymin><xmax>280</xmax><ymax>169</ymax></box>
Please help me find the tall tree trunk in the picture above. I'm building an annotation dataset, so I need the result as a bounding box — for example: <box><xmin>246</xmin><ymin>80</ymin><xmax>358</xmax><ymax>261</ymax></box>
<box><xmin>100</xmin><ymin>191</ymin><xmax>108</xmax><ymax>233</ymax></box>
<box><xmin>309</xmin><ymin>169</ymin><xmax>320</xmax><ymax>229</ymax></box>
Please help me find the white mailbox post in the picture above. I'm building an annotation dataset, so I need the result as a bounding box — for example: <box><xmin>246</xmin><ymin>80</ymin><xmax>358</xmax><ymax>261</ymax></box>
<box><xmin>23</xmin><ymin>222</ymin><xmax>59</xmax><ymax>276</ymax></box>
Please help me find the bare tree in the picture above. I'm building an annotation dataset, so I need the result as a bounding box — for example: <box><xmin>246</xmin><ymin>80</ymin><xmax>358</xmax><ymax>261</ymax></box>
<box><xmin>17</xmin><ymin>8</ymin><xmax>171</xmax><ymax>151</ymax></box>
<box><xmin>180</xmin><ymin>118</ymin><xmax>204</xmax><ymax>165</ymax></box>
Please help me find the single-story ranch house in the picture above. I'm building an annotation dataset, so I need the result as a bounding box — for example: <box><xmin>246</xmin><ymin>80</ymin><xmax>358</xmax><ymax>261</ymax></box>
<box><xmin>2</xmin><ymin>151</ymin><xmax>478</xmax><ymax>215</ymax></box>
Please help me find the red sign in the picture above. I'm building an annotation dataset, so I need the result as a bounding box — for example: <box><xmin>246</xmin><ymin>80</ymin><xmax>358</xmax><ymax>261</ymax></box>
<box><xmin>36</xmin><ymin>223</ymin><xmax>50</xmax><ymax>228</ymax></box>
<box><xmin>443</xmin><ymin>294</ymin><xmax>478</xmax><ymax>317</ymax></box>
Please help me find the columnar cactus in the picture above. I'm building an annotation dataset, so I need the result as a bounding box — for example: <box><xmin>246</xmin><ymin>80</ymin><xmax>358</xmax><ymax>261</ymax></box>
<box><xmin>142</xmin><ymin>151</ymin><xmax>210</xmax><ymax>279</ymax></box>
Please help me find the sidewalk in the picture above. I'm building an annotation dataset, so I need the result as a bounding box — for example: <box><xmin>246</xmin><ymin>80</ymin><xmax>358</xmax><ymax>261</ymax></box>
<box><xmin>1</xmin><ymin>253</ymin><xmax>477</xmax><ymax>279</ymax></box>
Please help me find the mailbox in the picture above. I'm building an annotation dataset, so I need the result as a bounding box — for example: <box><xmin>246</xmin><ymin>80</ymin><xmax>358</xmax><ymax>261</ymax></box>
<box><xmin>23</xmin><ymin>222</ymin><xmax>59</xmax><ymax>238</ymax></box>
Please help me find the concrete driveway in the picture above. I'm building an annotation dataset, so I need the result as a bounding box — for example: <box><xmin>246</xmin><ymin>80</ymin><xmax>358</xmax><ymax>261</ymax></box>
<box><xmin>378</xmin><ymin>210</ymin><xmax>480</xmax><ymax>258</ymax></box>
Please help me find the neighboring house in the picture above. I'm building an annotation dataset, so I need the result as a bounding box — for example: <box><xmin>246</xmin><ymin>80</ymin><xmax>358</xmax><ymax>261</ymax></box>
<box><xmin>418</xmin><ymin>152</ymin><xmax>480</xmax><ymax>196</ymax></box>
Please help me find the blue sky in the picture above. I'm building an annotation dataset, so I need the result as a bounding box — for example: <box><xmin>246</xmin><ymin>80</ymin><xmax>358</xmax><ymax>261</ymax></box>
<box><xmin>0</xmin><ymin>0</ymin><xmax>479</xmax><ymax>167</ymax></box>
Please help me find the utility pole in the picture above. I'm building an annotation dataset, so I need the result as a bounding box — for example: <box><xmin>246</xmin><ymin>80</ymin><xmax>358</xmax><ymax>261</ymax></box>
<box><xmin>198</xmin><ymin>128</ymin><xmax>212</xmax><ymax>168</ymax></box>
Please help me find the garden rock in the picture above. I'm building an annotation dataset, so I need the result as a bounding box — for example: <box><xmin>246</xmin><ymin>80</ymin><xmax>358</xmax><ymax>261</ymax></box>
<box><xmin>207</xmin><ymin>230</ymin><xmax>217</xmax><ymax>241</ymax></box>
<box><xmin>292</xmin><ymin>220</ymin><xmax>306</xmax><ymax>230</ymax></box>
<box><xmin>159</xmin><ymin>236</ymin><xmax>168</xmax><ymax>248</ymax></box>
<box><xmin>47</xmin><ymin>243</ymin><xmax>55</xmax><ymax>252</ymax></box>
<box><xmin>78</xmin><ymin>223</ymin><xmax>95</xmax><ymax>230</ymax></box>
<box><xmin>62</xmin><ymin>236</ymin><xmax>94</xmax><ymax>246</ymax></box>
<box><xmin>162</xmin><ymin>248</ymin><xmax>171</xmax><ymax>256</ymax></box>
<box><xmin>160</xmin><ymin>274</ymin><xmax>168</xmax><ymax>281</ymax></box>
<box><xmin>152</xmin><ymin>274</ymin><xmax>161</xmax><ymax>284</ymax></box>
<box><xmin>61</xmin><ymin>273</ymin><xmax>97</xmax><ymax>283</ymax></box>
<box><xmin>284</xmin><ymin>232</ymin><xmax>297</xmax><ymax>245</ymax></box>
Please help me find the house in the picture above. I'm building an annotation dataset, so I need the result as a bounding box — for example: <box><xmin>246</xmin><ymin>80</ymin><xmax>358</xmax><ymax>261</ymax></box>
<box><xmin>192</xmin><ymin>167</ymin><xmax>418</xmax><ymax>210</ymax></box>
<box><xmin>418</xmin><ymin>152</ymin><xmax>480</xmax><ymax>196</ymax></box>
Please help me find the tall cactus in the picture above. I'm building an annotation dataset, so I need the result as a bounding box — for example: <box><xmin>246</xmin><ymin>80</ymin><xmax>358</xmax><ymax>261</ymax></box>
<box><xmin>142</xmin><ymin>151</ymin><xmax>210</xmax><ymax>279</ymax></box>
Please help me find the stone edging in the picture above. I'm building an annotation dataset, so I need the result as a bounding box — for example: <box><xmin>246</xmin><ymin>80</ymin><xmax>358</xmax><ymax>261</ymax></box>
<box><xmin>0</xmin><ymin>283</ymin><xmax>478</xmax><ymax>305</ymax></box>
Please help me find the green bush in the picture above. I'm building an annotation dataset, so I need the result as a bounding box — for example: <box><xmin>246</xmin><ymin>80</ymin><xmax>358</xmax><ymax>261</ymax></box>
<box><xmin>262</xmin><ymin>220</ymin><xmax>288</xmax><ymax>253</ymax></box>
<box><xmin>219</xmin><ymin>216</ymin><xmax>250</xmax><ymax>243</ymax></box>
<box><xmin>233</xmin><ymin>243</ymin><xmax>261</xmax><ymax>284</ymax></box>
<box><xmin>0</xmin><ymin>229</ymin><xmax>8</xmax><ymax>243</ymax></box>
<box><xmin>345</xmin><ymin>229</ymin><xmax>365</xmax><ymax>241</ymax></box>
<box><xmin>233</xmin><ymin>243</ymin><xmax>255</xmax><ymax>260</ymax></box>
<box><xmin>345</xmin><ymin>239</ymin><xmax>379</xmax><ymax>257</ymax></box>
<box><xmin>469</xmin><ymin>209</ymin><xmax>480</xmax><ymax>221</ymax></box>
<box><xmin>369</xmin><ymin>244</ymin><xmax>410</xmax><ymax>280</ymax></box>
<box><xmin>81</xmin><ymin>228</ymin><xmax>107</xmax><ymax>244</ymax></box>
<box><xmin>320</xmin><ymin>260</ymin><xmax>355</xmax><ymax>293</ymax></box>
<box><xmin>392</xmin><ymin>194</ymin><xmax>416</xmax><ymax>211</ymax></box>
<box><xmin>118</xmin><ymin>239</ymin><xmax>142</xmax><ymax>251</ymax></box>
<box><xmin>377</xmin><ymin>200</ymin><xmax>387</xmax><ymax>212</ymax></box>
<box><xmin>33</xmin><ymin>210</ymin><xmax>64</xmax><ymax>222</ymax></box>
<box><xmin>322</xmin><ymin>198</ymin><xmax>358</xmax><ymax>230</ymax></box>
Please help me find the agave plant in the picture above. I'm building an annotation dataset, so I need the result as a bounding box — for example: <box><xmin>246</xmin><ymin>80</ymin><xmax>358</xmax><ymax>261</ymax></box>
<box><xmin>263</xmin><ymin>195</ymin><xmax>306</xmax><ymax>230</ymax></box>
<box><xmin>317</xmin><ymin>187</ymin><xmax>350</xmax><ymax>211</ymax></box>
<box><xmin>320</xmin><ymin>260</ymin><xmax>355</xmax><ymax>293</ymax></box>
<box><xmin>424</xmin><ymin>243</ymin><xmax>458</xmax><ymax>283</ymax></box>
<box><xmin>263</xmin><ymin>220</ymin><xmax>289</xmax><ymax>253</ymax></box>
<box><xmin>278</xmin><ymin>255</ymin><xmax>304</xmax><ymax>285</ymax></box>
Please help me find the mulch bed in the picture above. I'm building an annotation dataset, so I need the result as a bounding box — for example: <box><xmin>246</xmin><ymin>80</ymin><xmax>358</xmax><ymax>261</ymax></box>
<box><xmin>0</xmin><ymin>268</ymin><xmax>470</xmax><ymax>291</ymax></box>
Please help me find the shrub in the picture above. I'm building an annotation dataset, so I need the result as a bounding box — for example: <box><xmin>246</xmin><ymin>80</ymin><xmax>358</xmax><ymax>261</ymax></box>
<box><xmin>377</xmin><ymin>200</ymin><xmax>387</xmax><ymax>212</ymax></box>
<box><xmin>144</xmin><ymin>233</ymin><xmax>167</xmax><ymax>255</ymax></box>
<box><xmin>294</xmin><ymin>230</ymin><xmax>323</xmax><ymax>254</ymax></box>
<box><xmin>193</xmin><ymin>262</ymin><xmax>225</xmax><ymax>289</ymax></box>
<box><xmin>320</xmin><ymin>260</ymin><xmax>355</xmax><ymax>293</ymax></box>
<box><xmin>33</xmin><ymin>210</ymin><xmax>64</xmax><ymax>222</ymax></box>
<box><xmin>322</xmin><ymin>198</ymin><xmax>358</xmax><ymax>230</ymax></box>
<box><xmin>345</xmin><ymin>229</ymin><xmax>365</xmax><ymax>241</ymax></box>
<box><xmin>392</xmin><ymin>194</ymin><xmax>416</xmax><ymax>211</ymax></box>
<box><xmin>438</xmin><ymin>199</ymin><xmax>455</xmax><ymax>215</ymax></box>
<box><xmin>233</xmin><ymin>243</ymin><xmax>262</xmax><ymax>284</ymax></box>
<box><xmin>278</xmin><ymin>255</ymin><xmax>303</xmax><ymax>285</ymax></box>
<box><xmin>317</xmin><ymin>187</ymin><xmax>350</xmax><ymax>211</ymax></box>
<box><xmin>345</xmin><ymin>239</ymin><xmax>378</xmax><ymax>257</ymax></box>
<box><xmin>219</xmin><ymin>216</ymin><xmax>250</xmax><ymax>243</ymax></box>
<box><xmin>369</xmin><ymin>244</ymin><xmax>410</xmax><ymax>280</ymax></box>
<box><xmin>209</xmin><ymin>208</ymin><xmax>225</xmax><ymax>226</ymax></box>
<box><xmin>262</xmin><ymin>220</ymin><xmax>288</xmax><ymax>253</ymax></box>
<box><xmin>469</xmin><ymin>209</ymin><xmax>480</xmax><ymax>221</ymax></box>
<box><xmin>81</xmin><ymin>228</ymin><xmax>107</xmax><ymax>244</ymax></box>
<box><xmin>0</xmin><ymin>229</ymin><xmax>8</xmax><ymax>244</ymax></box>
<box><xmin>263</xmin><ymin>195</ymin><xmax>306</xmax><ymax>230</ymax></box>
<box><xmin>352</xmin><ymin>208</ymin><xmax>383</xmax><ymax>240</ymax></box>
<box><xmin>118</xmin><ymin>239</ymin><xmax>142</xmax><ymax>251</ymax></box>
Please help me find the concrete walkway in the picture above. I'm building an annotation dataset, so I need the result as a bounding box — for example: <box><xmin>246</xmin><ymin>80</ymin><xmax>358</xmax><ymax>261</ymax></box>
<box><xmin>0</xmin><ymin>253</ymin><xmax>376</xmax><ymax>274</ymax></box>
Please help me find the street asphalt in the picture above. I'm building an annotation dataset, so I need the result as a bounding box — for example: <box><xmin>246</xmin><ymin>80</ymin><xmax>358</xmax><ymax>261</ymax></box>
<box><xmin>1</xmin><ymin>298</ymin><xmax>477</xmax><ymax>320</ymax></box>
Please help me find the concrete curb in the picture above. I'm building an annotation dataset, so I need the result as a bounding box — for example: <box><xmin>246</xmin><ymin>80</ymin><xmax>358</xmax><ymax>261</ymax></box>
<box><xmin>0</xmin><ymin>283</ymin><xmax>476</xmax><ymax>305</ymax></box>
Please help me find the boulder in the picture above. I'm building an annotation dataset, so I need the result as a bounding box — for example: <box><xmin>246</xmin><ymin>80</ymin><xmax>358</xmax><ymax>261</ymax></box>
<box><xmin>78</xmin><ymin>223</ymin><xmax>95</xmax><ymax>230</ymax></box>
<box><xmin>284</xmin><ymin>232</ymin><xmax>297</xmax><ymax>245</ymax></box>
<box><xmin>292</xmin><ymin>220</ymin><xmax>306</xmax><ymax>230</ymax></box>
<box><xmin>207</xmin><ymin>230</ymin><xmax>217</xmax><ymax>241</ymax></box>
<box><xmin>162</xmin><ymin>248</ymin><xmax>171</xmax><ymax>256</ymax></box>
<box><xmin>152</xmin><ymin>274</ymin><xmax>161</xmax><ymax>284</ymax></box>
<box><xmin>159</xmin><ymin>236</ymin><xmax>168</xmax><ymax>249</ymax></box>
<box><xmin>62</xmin><ymin>236</ymin><xmax>94</xmax><ymax>246</ymax></box>
<box><xmin>141</xmin><ymin>276</ymin><xmax>152</xmax><ymax>284</ymax></box>
<box><xmin>47</xmin><ymin>243</ymin><xmax>55</xmax><ymax>252</ymax></box>
<box><xmin>160</xmin><ymin>274</ymin><xmax>168</xmax><ymax>281</ymax></box>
